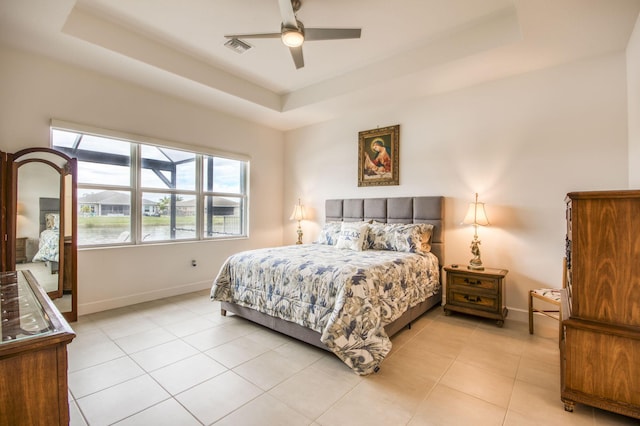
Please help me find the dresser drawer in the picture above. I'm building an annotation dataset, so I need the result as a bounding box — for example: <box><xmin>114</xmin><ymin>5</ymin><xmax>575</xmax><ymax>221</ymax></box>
<box><xmin>449</xmin><ymin>274</ymin><xmax>499</xmax><ymax>293</ymax></box>
<box><xmin>449</xmin><ymin>289</ymin><xmax>498</xmax><ymax>312</ymax></box>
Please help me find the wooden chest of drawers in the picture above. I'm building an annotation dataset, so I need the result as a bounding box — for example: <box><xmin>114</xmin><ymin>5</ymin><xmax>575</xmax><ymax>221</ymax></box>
<box><xmin>561</xmin><ymin>190</ymin><xmax>640</xmax><ymax>418</ymax></box>
<box><xmin>15</xmin><ymin>237</ymin><xmax>27</xmax><ymax>263</ymax></box>
<box><xmin>0</xmin><ymin>270</ymin><xmax>75</xmax><ymax>426</ymax></box>
<box><xmin>443</xmin><ymin>265</ymin><xmax>508</xmax><ymax>326</ymax></box>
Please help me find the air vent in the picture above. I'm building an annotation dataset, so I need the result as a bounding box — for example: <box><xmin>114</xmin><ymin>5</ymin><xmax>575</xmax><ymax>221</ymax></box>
<box><xmin>224</xmin><ymin>38</ymin><xmax>252</xmax><ymax>54</ymax></box>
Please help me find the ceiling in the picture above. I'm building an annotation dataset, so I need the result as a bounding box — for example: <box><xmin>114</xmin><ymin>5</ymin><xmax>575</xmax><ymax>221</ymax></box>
<box><xmin>1</xmin><ymin>0</ymin><xmax>639</xmax><ymax>130</ymax></box>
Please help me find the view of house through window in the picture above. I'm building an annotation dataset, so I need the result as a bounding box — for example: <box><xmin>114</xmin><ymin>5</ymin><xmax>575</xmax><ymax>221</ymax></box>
<box><xmin>51</xmin><ymin>127</ymin><xmax>247</xmax><ymax>246</ymax></box>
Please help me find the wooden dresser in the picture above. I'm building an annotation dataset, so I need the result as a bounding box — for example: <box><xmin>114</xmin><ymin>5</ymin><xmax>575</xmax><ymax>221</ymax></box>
<box><xmin>0</xmin><ymin>270</ymin><xmax>75</xmax><ymax>426</ymax></box>
<box><xmin>561</xmin><ymin>190</ymin><xmax>640</xmax><ymax>419</ymax></box>
<box><xmin>443</xmin><ymin>265</ymin><xmax>508</xmax><ymax>327</ymax></box>
<box><xmin>15</xmin><ymin>237</ymin><xmax>27</xmax><ymax>264</ymax></box>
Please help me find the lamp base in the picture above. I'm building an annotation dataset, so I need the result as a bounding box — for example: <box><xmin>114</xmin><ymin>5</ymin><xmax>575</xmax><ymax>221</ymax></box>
<box><xmin>295</xmin><ymin>225</ymin><xmax>303</xmax><ymax>245</ymax></box>
<box><xmin>468</xmin><ymin>236</ymin><xmax>484</xmax><ymax>270</ymax></box>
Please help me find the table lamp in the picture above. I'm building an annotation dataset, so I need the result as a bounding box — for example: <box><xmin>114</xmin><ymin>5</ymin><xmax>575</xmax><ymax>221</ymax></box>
<box><xmin>289</xmin><ymin>198</ymin><xmax>305</xmax><ymax>244</ymax></box>
<box><xmin>462</xmin><ymin>193</ymin><xmax>489</xmax><ymax>270</ymax></box>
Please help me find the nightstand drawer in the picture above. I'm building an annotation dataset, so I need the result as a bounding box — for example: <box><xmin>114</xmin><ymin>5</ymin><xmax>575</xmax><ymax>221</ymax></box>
<box><xmin>449</xmin><ymin>274</ymin><xmax>499</xmax><ymax>292</ymax></box>
<box><xmin>450</xmin><ymin>289</ymin><xmax>498</xmax><ymax>311</ymax></box>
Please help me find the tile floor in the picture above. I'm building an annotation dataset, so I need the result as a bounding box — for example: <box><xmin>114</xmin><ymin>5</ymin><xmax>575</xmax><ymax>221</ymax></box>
<box><xmin>67</xmin><ymin>290</ymin><xmax>638</xmax><ymax>425</ymax></box>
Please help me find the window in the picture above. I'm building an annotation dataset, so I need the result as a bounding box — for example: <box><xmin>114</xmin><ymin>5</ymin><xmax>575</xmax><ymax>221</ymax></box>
<box><xmin>51</xmin><ymin>126</ymin><xmax>248</xmax><ymax>246</ymax></box>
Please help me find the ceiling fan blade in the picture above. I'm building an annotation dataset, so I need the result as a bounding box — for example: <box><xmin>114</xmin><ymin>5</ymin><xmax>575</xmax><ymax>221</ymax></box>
<box><xmin>278</xmin><ymin>0</ymin><xmax>298</xmax><ymax>29</ymax></box>
<box><xmin>304</xmin><ymin>28</ymin><xmax>361</xmax><ymax>41</ymax></box>
<box><xmin>289</xmin><ymin>45</ymin><xmax>304</xmax><ymax>69</ymax></box>
<box><xmin>224</xmin><ymin>32</ymin><xmax>281</xmax><ymax>39</ymax></box>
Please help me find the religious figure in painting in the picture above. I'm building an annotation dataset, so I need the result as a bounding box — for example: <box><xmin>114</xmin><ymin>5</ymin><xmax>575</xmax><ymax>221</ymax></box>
<box><xmin>364</xmin><ymin>138</ymin><xmax>392</xmax><ymax>175</ymax></box>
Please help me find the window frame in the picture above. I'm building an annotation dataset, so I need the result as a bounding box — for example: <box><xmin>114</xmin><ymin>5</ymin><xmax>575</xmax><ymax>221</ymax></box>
<box><xmin>50</xmin><ymin>120</ymin><xmax>249</xmax><ymax>247</ymax></box>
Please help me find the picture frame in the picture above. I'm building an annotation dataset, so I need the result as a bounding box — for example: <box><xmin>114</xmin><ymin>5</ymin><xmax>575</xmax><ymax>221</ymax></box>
<box><xmin>358</xmin><ymin>124</ymin><xmax>399</xmax><ymax>187</ymax></box>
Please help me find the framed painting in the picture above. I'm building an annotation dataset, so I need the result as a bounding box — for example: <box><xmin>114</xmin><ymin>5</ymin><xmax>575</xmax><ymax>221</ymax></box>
<box><xmin>358</xmin><ymin>124</ymin><xmax>399</xmax><ymax>187</ymax></box>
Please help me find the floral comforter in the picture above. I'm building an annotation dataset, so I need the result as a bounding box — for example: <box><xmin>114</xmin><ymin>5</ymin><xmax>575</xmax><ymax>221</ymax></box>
<box><xmin>210</xmin><ymin>244</ymin><xmax>440</xmax><ymax>375</ymax></box>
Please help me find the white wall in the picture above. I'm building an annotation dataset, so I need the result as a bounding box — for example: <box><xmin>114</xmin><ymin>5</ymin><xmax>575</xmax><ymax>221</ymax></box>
<box><xmin>628</xmin><ymin>15</ymin><xmax>640</xmax><ymax>187</ymax></box>
<box><xmin>284</xmin><ymin>52</ymin><xmax>629</xmax><ymax>320</ymax></box>
<box><xmin>0</xmin><ymin>43</ymin><xmax>631</xmax><ymax>321</ymax></box>
<box><xmin>0</xmin><ymin>46</ymin><xmax>285</xmax><ymax>314</ymax></box>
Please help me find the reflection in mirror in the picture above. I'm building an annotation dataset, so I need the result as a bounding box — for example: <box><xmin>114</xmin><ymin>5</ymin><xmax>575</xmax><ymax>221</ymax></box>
<box><xmin>12</xmin><ymin>148</ymin><xmax>76</xmax><ymax>321</ymax></box>
<box><xmin>15</xmin><ymin>162</ymin><xmax>63</xmax><ymax>300</ymax></box>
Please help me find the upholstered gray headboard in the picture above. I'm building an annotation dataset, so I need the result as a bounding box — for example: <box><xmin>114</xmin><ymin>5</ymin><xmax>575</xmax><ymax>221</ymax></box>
<box><xmin>325</xmin><ymin>196</ymin><xmax>444</xmax><ymax>265</ymax></box>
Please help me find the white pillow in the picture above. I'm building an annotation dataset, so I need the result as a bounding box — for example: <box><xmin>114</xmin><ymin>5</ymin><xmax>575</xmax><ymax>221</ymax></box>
<box><xmin>335</xmin><ymin>222</ymin><xmax>369</xmax><ymax>251</ymax></box>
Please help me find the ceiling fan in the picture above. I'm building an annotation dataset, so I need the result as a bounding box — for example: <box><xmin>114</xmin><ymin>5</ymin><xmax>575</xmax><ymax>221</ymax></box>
<box><xmin>224</xmin><ymin>0</ymin><xmax>361</xmax><ymax>69</ymax></box>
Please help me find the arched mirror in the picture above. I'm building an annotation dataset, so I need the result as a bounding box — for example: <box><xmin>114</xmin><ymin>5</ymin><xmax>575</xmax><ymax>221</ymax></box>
<box><xmin>11</xmin><ymin>148</ymin><xmax>77</xmax><ymax>322</ymax></box>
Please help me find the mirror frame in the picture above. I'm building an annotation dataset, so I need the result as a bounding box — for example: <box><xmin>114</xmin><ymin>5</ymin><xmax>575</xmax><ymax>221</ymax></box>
<box><xmin>7</xmin><ymin>148</ymin><xmax>77</xmax><ymax>322</ymax></box>
<box><xmin>0</xmin><ymin>152</ymin><xmax>8</xmax><ymax>273</ymax></box>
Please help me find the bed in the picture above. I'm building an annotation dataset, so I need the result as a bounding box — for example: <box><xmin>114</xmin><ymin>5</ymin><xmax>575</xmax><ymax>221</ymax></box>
<box><xmin>31</xmin><ymin>198</ymin><xmax>61</xmax><ymax>274</ymax></box>
<box><xmin>210</xmin><ymin>196</ymin><xmax>444</xmax><ymax>375</ymax></box>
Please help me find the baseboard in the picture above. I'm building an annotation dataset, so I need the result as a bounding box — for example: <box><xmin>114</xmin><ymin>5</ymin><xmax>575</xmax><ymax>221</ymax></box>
<box><xmin>79</xmin><ymin>290</ymin><xmax>560</xmax><ymax>337</ymax></box>
<box><xmin>78</xmin><ymin>280</ymin><xmax>212</xmax><ymax>316</ymax></box>
<box><xmin>440</xmin><ymin>304</ymin><xmax>543</xmax><ymax>325</ymax></box>
<box><xmin>508</xmin><ymin>306</ymin><xmax>560</xmax><ymax>338</ymax></box>
<box><xmin>507</xmin><ymin>307</ymin><xmax>528</xmax><ymax>323</ymax></box>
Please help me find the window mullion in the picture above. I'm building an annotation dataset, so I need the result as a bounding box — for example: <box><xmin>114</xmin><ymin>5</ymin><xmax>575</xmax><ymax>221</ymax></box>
<box><xmin>196</xmin><ymin>155</ymin><xmax>202</xmax><ymax>240</ymax></box>
<box><xmin>132</xmin><ymin>143</ymin><xmax>140</xmax><ymax>244</ymax></box>
<box><xmin>242</xmin><ymin>162</ymin><xmax>248</xmax><ymax>235</ymax></box>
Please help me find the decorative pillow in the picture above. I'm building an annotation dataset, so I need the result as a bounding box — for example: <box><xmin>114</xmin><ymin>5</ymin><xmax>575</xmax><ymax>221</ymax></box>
<box><xmin>368</xmin><ymin>222</ymin><xmax>433</xmax><ymax>254</ymax></box>
<box><xmin>314</xmin><ymin>221</ymin><xmax>343</xmax><ymax>245</ymax></box>
<box><xmin>335</xmin><ymin>221</ymin><xmax>369</xmax><ymax>251</ymax></box>
<box><xmin>367</xmin><ymin>221</ymin><xmax>394</xmax><ymax>251</ymax></box>
<box><xmin>45</xmin><ymin>213</ymin><xmax>60</xmax><ymax>230</ymax></box>
<box><xmin>389</xmin><ymin>223</ymin><xmax>433</xmax><ymax>254</ymax></box>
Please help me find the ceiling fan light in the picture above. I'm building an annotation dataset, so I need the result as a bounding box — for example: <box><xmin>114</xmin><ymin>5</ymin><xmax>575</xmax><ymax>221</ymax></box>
<box><xmin>282</xmin><ymin>29</ymin><xmax>304</xmax><ymax>47</ymax></box>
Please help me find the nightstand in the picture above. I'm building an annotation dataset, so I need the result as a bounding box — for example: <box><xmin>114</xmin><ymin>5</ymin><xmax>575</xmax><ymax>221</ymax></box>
<box><xmin>443</xmin><ymin>265</ymin><xmax>508</xmax><ymax>327</ymax></box>
<box><xmin>15</xmin><ymin>237</ymin><xmax>27</xmax><ymax>264</ymax></box>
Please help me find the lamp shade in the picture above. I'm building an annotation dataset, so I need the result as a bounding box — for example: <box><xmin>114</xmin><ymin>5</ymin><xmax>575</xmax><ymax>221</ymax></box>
<box><xmin>16</xmin><ymin>202</ymin><xmax>25</xmax><ymax>216</ymax></box>
<box><xmin>462</xmin><ymin>193</ymin><xmax>489</xmax><ymax>226</ymax></box>
<box><xmin>289</xmin><ymin>199</ymin><xmax>305</xmax><ymax>221</ymax></box>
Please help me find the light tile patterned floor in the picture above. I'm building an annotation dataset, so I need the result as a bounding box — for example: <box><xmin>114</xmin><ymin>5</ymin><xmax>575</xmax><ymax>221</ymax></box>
<box><xmin>67</xmin><ymin>290</ymin><xmax>638</xmax><ymax>425</ymax></box>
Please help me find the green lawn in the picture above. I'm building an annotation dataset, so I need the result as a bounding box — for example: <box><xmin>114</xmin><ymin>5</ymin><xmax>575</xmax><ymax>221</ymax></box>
<box><xmin>79</xmin><ymin>215</ymin><xmax>197</xmax><ymax>228</ymax></box>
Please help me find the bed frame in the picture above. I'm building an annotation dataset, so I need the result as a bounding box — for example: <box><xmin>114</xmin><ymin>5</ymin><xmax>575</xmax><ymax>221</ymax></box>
<box><xmin>220</xmin><ymin>196</ymin><xmax>445</xmax><ymax>350</ymax></box>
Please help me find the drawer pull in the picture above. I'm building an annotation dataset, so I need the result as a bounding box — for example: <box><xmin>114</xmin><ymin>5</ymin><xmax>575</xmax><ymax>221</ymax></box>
<box><xmin>463</xmin><ymin>278</ymin><xmax>482</xmax><ymax>286</ymax></box>
<box><xmin>464</xmin><ymin>295</ymin><xmax>481</xmax><ymax>303</ymax></box>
